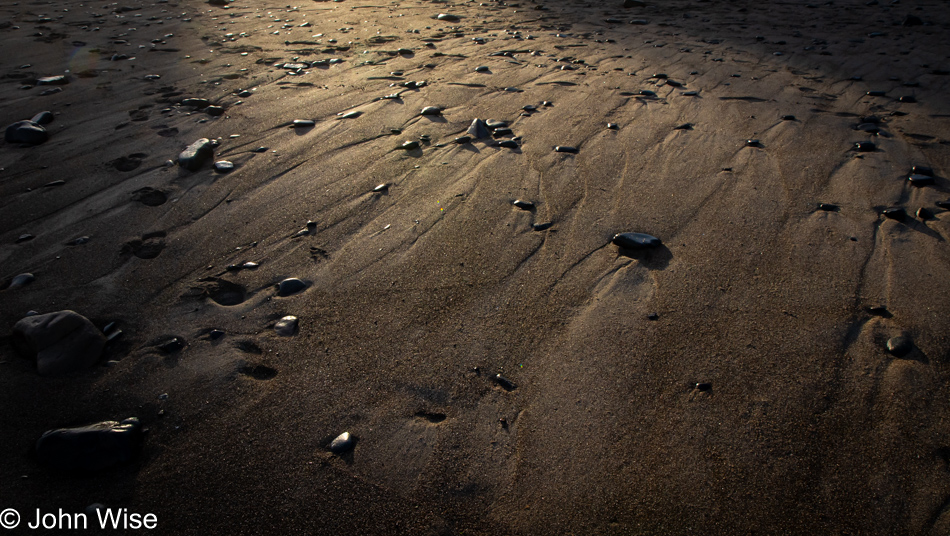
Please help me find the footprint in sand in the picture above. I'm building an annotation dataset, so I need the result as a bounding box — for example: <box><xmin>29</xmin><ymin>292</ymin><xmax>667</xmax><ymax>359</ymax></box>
<box><xmin>131</xmin><ymin>187</ymin><xmax>167</xmax><ymax>206</ymax></box>
<box><xmin>238</xmin><ymin>363</ymin><xmax>278</xmax><ymax>380</ymax></box>
<box><xmin>122</xmin><ymin>231</ymin><xmax>166</xmax><ymax>259</ymax></box>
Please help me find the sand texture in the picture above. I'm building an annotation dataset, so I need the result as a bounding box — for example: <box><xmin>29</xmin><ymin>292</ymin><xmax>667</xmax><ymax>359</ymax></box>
<box><xmin>2</xmin><ymin>0</ymin><xmax>950</xmax><ymax>533</ymax></box>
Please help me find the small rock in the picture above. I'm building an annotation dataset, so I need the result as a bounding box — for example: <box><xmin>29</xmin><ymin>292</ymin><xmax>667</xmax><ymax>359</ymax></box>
<box><xmin>674</xmin><ymin>123</ymin><xmax>693</xmax><ymax>130</ymax></box>
<box><xmin>866</xmin><ymin>90</ymin><xmax>886</xmax><ymax>97</ymax></box>
<box><xmin>400</xmin><ymin>140</ymin><xmax>420</xmax><ymax>150</ymax></box>
<box><xmin>854</xmin><ymin>141</ymin><xmax>876</xmax><ymax>152</ymax></box>
<box><xmin>178</xmin><ymin>138</ymin><xmax>214</xmax><ymax>171</ymax></box>
<box><xmin>496</xmin><ymin>140</ymin><xmax>518</xmax><ymax>149</ymax></box>
<box><xmin>886</xmin><ymin>336</ymin><xmax>913</xmax><ymax>357</ymax></box>
<box><xmin>181</xmin><ymin>97</ymin><xmax>209</xmax><ymax>107</ymax></box>
<box><xmin>532</xmin><ymin>222</ymin><xmax>553</xmax><ymax>231</ymax></box>
<box><xmin>454</xmin><ymin>136</ymin><xmax>472</xmax><ymax>144</ymax></box>
<box><xmin>16</xmin><ymin>233</ymin><xmax>35</xmax><ymax>243</ymax></box>
<box><xmin>467</xmin><ymin>119</ymin><xmax>490</xmax><ymax>139</ymax></box>
<box><xmin>373</xmin><ymin>183</ymin><xmax>389</xmax><ymax>193</ymax></box>
<box><xmin>781</xmin><ymin>114</ymin><xmax>796</xmax><ymax>121</ymax></box>
<box><xmin>882</xmin><ymin>207</ymin><xmax>906</xmax><ymax>220</ymax></box>
<box><xmin>493</xmin><ymin>374</ymin><xmax>517</xmax><ymax>391</ymax></box>
<box><xmin>907</xmin><ymin>174</ymin><xmax>933</xmax><ymax>186</ymax></box>
<box><xmin>902</xmin><ymin>14</ymin><xmax>923</xmax><ymax>26</ymax></box>
<box><xmin>899</xmin><ymin>95</ymin><xmax>917</xmax><ymax>103</ymax></box>
<box><xmin>554</xmin><ymin>145</ymin><xmax>578</xmax><ymax>153</ymax></box>
<box><xmin>12</xmin><ymin>310</ymin><xmax>106</xmax><ymax>376</ymax></box>
<box><xmin>745</xmin><ymin>139</ymin><xmax>762</xmax><ymax>148</ymax></box>
<box><xmin>8</xmin><ymin>273</ymin><xmax>35</xmax><ymax>289</ymax></box>
<box><xmin>274</xmin><ymin>316</ymin><xmax>299</xmax><ymax>336</ymax></box>
<box><xmin>36</xmin><ymin>75</ymin><xmax>68</xmax><ymax>85</ymax></box>
<box><xmin>612</xmin><ymin>232</ymin><xmax>662</xmax><ymax>249</ymax></box>
<box><xmin>513</xmin><ymin>199</ymin><xmax>534</xmax><ymax>210</ymax></box>
<box><xmin>329</xmin><ymin>431</ymin><xmax>354</xmax><ymax>453</ymax></box>
<box><xmin>31</xmin><ymin>111</ymin><xmax>54</xmax><ymax>125</ymax></box>
<box><xmin>5</xmin><ymin>120</ymin><xmax>48</xmax><ymax>145</ymax></box>
<box><xmin>911</xmin><ymin>166</ymin><xmax>933</xmax><ymax>176</ymax></box>
<box><xmin>475</xmin><ymin>66</ymin><xmax>489</xmax><ymax>73</ymax></box>
<box><xmin>66</xmin><ymin>236</ymin><xmax>91</xmax><ymax>246</ymax></box>
<box><xmin>205</xmin><ymin>105</ymin><xmax>224</xmax><ymax>116</ymax></box>
<box><xmin>916</xmin><ymin>207</ymin><xmax>933</xmax><ymax>220</ymax></box>
<box><xmin>213</xmin><ymin>160</ymin><xmax>234</xmax><ymax>173</ymax></box>
<box><xmin>420</xmin><ymin>106</ymin><xmax>442</xmax><ymax>116</ymax></box>
<box><xmin>276</xmin><ymin>278</ymin><xmax>307</xmax><ymax>297</ymax></box>
<box><xmin>159</xmin><ymin>337</ymin><xmax>185</xmax><ymax>353</ymax></box>
<box><xmin>338</xmin><ymin>111</ymin><xmax>362</xmax><ymax>119</ymax></box>
<box><xmin>292</xmin><ymin>119</ymin><xmax>315</xmax><ymax>128</ymax></box>
<box><xmin>486</xmin><ymin>119</ymin><xmax>508</xmax><ymax>130</ymax></box>
<box><xmin>36</xmin><ymin>418</ymin><xmax>143</xmax><ymax>473</ymax></box>
<box><xmin>607</xmin><ymin>123</ymin><xmax>619</xmax><ymax>130</ymax></box>
<box><xmin>436</xmin><ymin>13</ymin><xmax>460</xmax><ymax>22</ymax></box>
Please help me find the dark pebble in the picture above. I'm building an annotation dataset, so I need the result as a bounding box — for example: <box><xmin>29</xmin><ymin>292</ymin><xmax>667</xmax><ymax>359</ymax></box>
<box><xmin>181</xmin><ymin>97</ymin><xmax>209</xmax><ymax>107</ymax></box>
<box><xmin>886</xmin><ymin>336</ymin><xmax>913</xmax><ymax>357</ymax></box>
<box><xmin>454</xmin><ymin>136</ymin><xmax>472</xmax><ymax>144</ymax></box>
<box><xmin>911</xmin><ymin>166</ymin><xmax>933</xmax><ymax>176</ymax></box>
<box><xmin>496</xmin><ymin>140</ymin><xmax>518</xmax><ymax>148</ymax></box>
<box><xmin>902</xmin><ymin>14</ymin><xmax>923</xmax><ymax>26</ymax></box>
<box><xmin>251</xmin><ymin>146</ymin><xmax>268</xmax><ymax>153</ymax></box>
<box><xmin>647</xmin><ymin>312</ymin><xmax>659</xmax><ymax>321</ymax></box>
<box><xmin>882</xmin><ymin>207</ymin><xmax>906</xmax><ymax>220</ymax></box>
<box><xmin>746</xmin><ymin>139</ymin><xmax>762</xmax><ymax>147</ymax></box>
<box><xmin>513</xmin><ymin>199</ymin><xmax>534</xmax><ymax>210</ymax></box>
<box><xmin>916</xmin><ymin>207</ymin><xmax>933</xmax><ymax>220</ymax></box>
<box><xmin>936</xmin><ymin>200</ymin><xmax>950</xmax><ymax>210</ymax></box>
<box><xmin>209</xmin><ymin>329</ymin><xmax>225</xmax><ymax>340</ymax></box>
<box><xmin>329</xmin><ymin>432</ymin><xmax>354</xmax><ymax>453</ymax></box>
<box><xmin>612</xmin><ymin>232</ymin><xmax>662</xmax><ymax>249</ymax></box>
<box><xmin>31</xmin><ymin>111</ymin><xmax>54</xmax><ymax>125</ymax></box>
<box><xmin>907</xmin><ymin>174</ymin><xmax>934</xmax><ymax>186</ymax></box>
<box><xmin>854</xmin><ymin>141</ymin><xmax>876</xmax><ymax>152</ymax></box>
<box><xmin>493</xmin><ymin>374</ymin><xmax>517</xmax><ymax>391</ymax></box>
<box><xmin>674</xmin><ymin>123</ymin><xmax>693</xmax><ymax>130</ymax></box>
<box><xmin>782</xmin><ymin>114</ymin><xmax>796</xmax><ymax>121</ymax></box>
<box><xmin>206</xmin><ymin>105</ymin><xmax>224</xmax><ymax>116</ymax></box>
<box><xmin>12</xmin><ymin>310</ymin><xmax>106</xmax><ymax>375</ymax></box>
<box><xmin>159</xmin><ymin>337</ymin><xmax>185</xmax><ymax>353</ymax></box>
<box><xmin>16</xmin><ymin>233</ymin><xmax>34</xmax><ymax>243</ymax></box>
<box><xmin>436</xmin><ymin>13</ymin><xmax>460</xmax><ymax>21</ymax></box>
<box><xmin>274</xmin><ymin>316</ymin><xmax>299</xmax><ymax>336</ymax></box>
<box><xmin>213</xmin><ymin>161</ymin><xmax>234</xmax><ymax>173</ymax></box>
<box><xmin>607</xmin><ymin>123</ymin><xmax>619</xmax><ymax>130</ymax></box>
<box><xmin>400</xmin><ymin>140</ymin><xmax>420</xmax><ymax>150</ymax></box>
<box><xmin>36</xmin><ymin>75</ymin><xmax>68</xmax><ymax>85</ymax></box>
<box><xmin>866</xmin><ymin>90</ymin><xmax>886</xmax><ymax>97</ymax></box>
<box><xmin>555</xmin><ymin>145</ymin><xmax>578</xmax><ymax>153</ymax></box>
<box><xmin>277</xmin><ymin>278</ymin><xmax>307</xmax><ymax>297</ymax></box>
<box><xmin>292</xmin><ymin>119</ymin><xmax>315</xmax><ymax>128</ymax></box>
<box><xmin>867</xmin><ymin>306</ymin><xmax>891</xmax><ymax>317</ymax></box>
<box><xmin>694</xmin><ymin>382</ymin><xmax>712</xmax><ymax>392</ymax></box>
<box><xmin>9</xmin><ymin>273</ymin><xmax>35</xmax><ymax>289</ymax></box>
<box><xmin>899</xmin><ymin>95</ymin><xmax>917</xmax><ymax>103</ymax></box>
<box><xmin>486</xmin><ymin>119</ymin><xmax>508</xmax><ymax>130</ymax></box>
<box><xmin>420</xmin><ymin>106</ymin><xmax>442</xmax><ymax>116</ymax></box>
<box><xmin>5</xmin><ymin>120</ymin><xmax>48</xmax><ymax>145</ymax></box>
<box><xmin>532</xmin><ymin>222</ymin><xmax>553</xmax><ymax>231</ymax></box>
<box><xmin>818</xmin><ymin>203</ymin><xmax>839</xmax><ymax>211</ymax></box>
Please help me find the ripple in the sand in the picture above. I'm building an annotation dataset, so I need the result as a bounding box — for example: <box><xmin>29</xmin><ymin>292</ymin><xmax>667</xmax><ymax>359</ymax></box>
<box><xmin>132</xmin><ymin>187</ymin><xmax>167</xmax><ymax>206</ymax></box>
<box><xmin>329</xmin><ymin>431</ymin><xmax>355</xmax><ymax>453</ymax></box>
<box><xmin>612</xmin><ymin>232</ymin><xmax>661</xmax><ymax>249</ymax></box>
<box><xmin>275</xmin><ymin>316</ymin><xmax>299</xmax><ymax>336</ymax></box>
<box><xmin>239</xmin><ymin>363</ymin><xmax>278</xmax><ymax>380</ymax></box>
<box><xmin>277</xmin><ymin>278</ymin><xmax>307</xmax><ymax>297</ymax></box>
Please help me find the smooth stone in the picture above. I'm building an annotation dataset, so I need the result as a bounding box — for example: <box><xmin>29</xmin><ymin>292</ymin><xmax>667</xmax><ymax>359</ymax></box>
<box><xmin>5</xmin><ymin>120</ymin><xmax>48</xmax><ymax>144</ymax></box>
<box><xmin>36</xmin><ymin>418</ymin><xmax>142</xmax><ymax>472</ymax></box>
<box><xmin>907</xmin><ymin>174</ymin><xmax>934</xmax><ymax>186</ymax></box>
<box><xmin>746</xmin><ymin>139</ymin><xmax>762</xmax><ymax>147</ymax></box>
<box><xmin>454</xmin><ymin>136</ymin><xmax>472</xmax><ymax>144</ymax></box>
<box><xmin>496</xmin><ymin>140</ymin><xmax>518</xmax><ymax>148</ymax></box>
<box><xmin>329</xmin><ymin>432</ymin><xmax>354</xmax><ymax>453</ymax></box>
<box><xmin>17</xmin><ymin>233</ymin><xmax>34</xmax><ymax>243</ymax></box>
<box><xmin>912</xmin><ymin>166</ymin><xmax>934</xmax><ymax>176</ymax></box>
<box><xmin>475</xmin><ymin>66</ymin><xmax>489</xmax><ymax>72</ymax></box>
<box><xmin>513</xmin><ymin>199</ymin><xmax>534</xmax><ymax>210</ymax></box>
<box><xmin>9</xmin><ymin>273</ymin><xmax>35</xmax><ymax>288</ymax></box>
<box><xmin>674</xmin><ymin>123</ymin><xmax>693</xmax><ymax>130</ymax></box>
<box><xmin>624</xmin><ymin>0</ymin><xmax>646</xmax><ymax>5</ymax></box>
<box><xmin>277</xmin><ymin>278</ymin><xmax>306</xmax><ymax>297</ymax></box>
<box><xmin>485</xmin><ymin>119</ymin><xmax>507</xmax><ymax>130</ymax></box>
<box><xmin>12</xmin><ymin>310</ymin><xmax>106</xmax><ymax>376</ymax></box>
<box><xmin>178</xmin><ymin>138</ymin><xmax>214</xmax><ymax>171</ymax></box>
<box><xmin>251</xmin><ymin>146</ymin><xmax>268</xmax><ymax>153</ymax></box>
<box><xmin>400</xmin><ymin>140</ymin><xmax>420</xmax><ymax>150</ymax></box>
<box><xmin>338</xmin><ymin>111</ymin><xmax>362</xmax><ymax>119</ymax></box>
<box><xmin>886</xmin><ymin>336</ymin><xmax>913</xmax><ymax>357</ymax></box>
<box><xmin>373</xmin><ymin>183</ymin><xmax>389</xmax><ymax>193</ymax></box>
<box><xmin>781</xmin><ymin>114</ymin><xmax>796</xmax><ymax>121</ymax></box>
<box><xmin>917</xmin><ymin>207</ymin><xmax>933</xmax><ymax>220</ymax></box>
<box><xmin>866</xmin><ymin>90</ymin><xmax>886</xmax><ymax>97</ymax></box>
<box><xmin>883</xmin><ymin>207</ymin><xmax>906</xmax><ymax>220</ymax></box>
<box><xmin>436</xmin><ymin>13</ymin><xmax>460</xmax><ymax>21</ymax></box>
<box><xmin>467</xmin><ymin>119</ymin><xmax>490</xmax><ymax>139</ymax></box>
<box><xmin>420</xmin><ymin>106</ymin><xmax>442</xmax><ymax>116</ymax></box>
<box><xmin>159</xmin><ymin>337</ymin><xmax>185</xmax><ymax>353</ymax></box>
<box><xmin>213</xmin><ymin>160</ymin><xmax>234</xmax><ymax>172</ymax></box>
<box><xmin>612</xmin><ymin>232</ymin><xmax>662</xmax><ymax>249</ymax></box>
<box><xmin>647</xmin><ymin>312</ymin><xmax>660</xmax><ymax>321</ymax></box>
<box><xmin>638</xmin><ymin>90</ymin><xmax>657</xmax><ymax>97</ymax></box>
<box><xmin>274</xmin><ymin>316</ymin><xmax>299</xmax><ymax>336</ymax></box>
<box><xmin>854</xmin><ymin>141</ymin><xmax>876</xmax><ymax>152</ymax></box>
<box><xmin>555</xmin><ymin>145</ymin><xmax>578</xmax><ymax>153</ymax></box>
<box><xmin>532</xmin><ymin>222</ymin><xmax>553</xmax><ymax>231</ymax></box>
<box><xmin>492</xmin><ymin>127</ymin><xmax>513</xmax><ymax>137</ymax></box>
<box><xmin>818</xmin><ymin>203</ymin><xmax>839</xmax><ymax>212</ymax></box>
<box><xmin>36</xmin><ymin>75</ymin><xmax>68</xmax><ymax>85</ymax></box>
<box><xmin>31</xmin><ymin>111</ymin><xmax>54</xmax><ymax>125</ymax></box>
<box><xmin>493</xmin><ymin>374</ymin><xmax>516</xmax><ymax>391</ymax></box>
<box><xmin>607</xmin><ymin>123</ymin><xmax>619</xmax><ymax>130</ymax></box>
<box><xmin>293</xmin><ymin>119</ymin><xmax>315</xmax><ymax>128</ymax></box>
<box><xmin>937</xmin><ymin>200</ymin><xmax>950</xmax><ymax>210</ymax></box>
<box><xmin>522</xmin><ymin>105</ymin><xmax>537</xmax><ymax>112</ymax></box>
<box><xmin>181</xmin><ymin>98</ymin><xmax>209</xmax><ymax>107</ymax></box>
<box><xmin>899</xmin><ymin>95</ymin><xmax>917</xmax><ymax>103</ymax></box>
<box><xmin>206</xmin><ymin>105</ymin><xmax>224</xmax><ymax>116</ymax></box>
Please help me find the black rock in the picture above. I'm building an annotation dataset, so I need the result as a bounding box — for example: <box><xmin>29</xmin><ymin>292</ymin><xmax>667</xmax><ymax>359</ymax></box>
<box><xmin>277</xmin><ymin>278</ymin><xmax>307</xmax><ymax>297</ymax></box>
<box><xmin>866</xmin><ymin>90</ymin><xmax>886</xmax><ymax>97</ymax></box>
<box><xmin>178</xmin><ymin>138</ymin><xmax>214</xmax><ymax>171</ymax></box>
<box><xmin>493</xmin><ymin>374</ymin><xmax>517</xmax><ymax>391</ymax></box>
<box><xmin>36</xmin><ymin>418</ymin><xmax>143</xmax><ymax>473</ymax></box>
<box><xmin>5</xmin><ymin>120</ymin><xmax>48</xmax><ymax>145</ymax></box>
<box><xmin>513</xmin><ymin>199</ymin><xmax>535</xmax><ymax>210</ymax></box>
<box><xmin>420</xmin><ymin>106</ymin><xmax>442</xmax><ymax>116</ymax></box>
<box><xmin>486</xmin><ymin>119</ymin><xmax>508</xmax><ymax>130</ymax></box>
<box><xmin>206</xmin><ymin>105</ymin><xmax>224</xmax><ymax>116</ymax></box>
<box><xmin>902</xmin><ymin>14</ymin><xmax>923</xmax><ymax>27</ymax></box>
<box><xmin>607</xmin><ymin>123</ymin><xmax>619</xmax><ymax>130</ymax></box>
<box><xmin>329</xmin><ymin>432</ymin><xmax>354</xmax><ymax>453</ymax></box>
<box><xmin>400</xmin><ymin>140</ymin><xmax>420</xmax><ymax>150</ymax></box>
<box><xmin>818</xmin><ymin>203</ymin><xmax>839</xmax><ymax>211</ymax></box>
<box><xmin>854</xmin><ymin>141</ymin><xmax>876</xmax><ymax>152</ymax></box>
<box><xmin>274</xmin><ymin>316</ymin><xmax>299</xmax><ymax>336</ymax></box>
<box><xmin>181</xmin><ymin>97</ymin><xmax>210</xmax><ymax>107</ymax></box>
<box><xmin>159</xmin><ymin>337</ymin><xmax>186</xmax><ymax>353</ymax></box>
<box><xmin>292</xmin><ymin>119</ymin><xmax>315</xmax><ymax>128</ymax></box>
<box><xmin>647</xmin><ymin>312</ymin><xmax>659</xmax><ymax>321</ymax></box>
<box><xmin>9</xmin><ymin>273</ymin><xmax>35</xmax><ymax>289</ymax></box>
<box><xmin>623</xmin><ymin>0</ymin><xmax>646</xmax><ymax>6</ymax></box>
<box><xmin>492</xmin><ymin>127</ymin><xmax>513</xmax><ymax>138</ymax></box>
<box><xmin>886</xmin><ymin>336</ymin><xmax>913</xmax><ymax>357</ymax></box>
<box><xmin>436</xmin><ymin>13</ymin><xmax>460</xmax><ymax>22</ymax></box>
<box><xmin>454</xmin><ymin>135</ymin><xmax>472</xmax><ymax>144</ymax></box>
<box><xmin>916</xmin><ymin>207</ymin><xmax>933</xmax><ymax>220</ymax></box>
<box><xmin>867</xmin><ymin>306</ymin><xmax>891</xmax><ymax>317</ymax></box>
<box><xmin>251</xmin><ymin>146</ymin><xmax>268</xmax><ymax>153</ymax></box>
<box><xmin>612</xmin><ymin>232</ymin><xmax>662</xmax><ymax>249</ymax></box>
<box><xmin>746</xmin><ymin>139</ymin><xmax>762</xmax><ymax>148</ymax></box>
<box><xmin>31</xmin><ymin>111</ymin><xmax>54</xmax><ymax>125</ymax></box>
<box><xmin>16</xmin><ymin>233</ymin><xmax>34</xmax><ymax>243</ymax></box>
<box><xmin>12</xmin><ymin>310</ymin><xmax>106</xmax><ymax>376</ymax></box>
<box><xmin>674</xmin><ymin>123</ymin><xmax>693</xmax><ymax>130</ymax></box>
<box><xmin>911</xmin><ymin>166</ymin><xmax>933</xmax><ymax>176</ymax></box>
<box><xmin>532</xmin><ymin>222</ymin><xmax>553</xmax><ymax>231</ymax></box>
<box><xmin>555</xmin><ymin>145</ymin><xmax>578</xmax><ymax>153</ymax></box>
<box><xmin>936</xmin><ymin>200</ymin><xmax>950</xmax><ymax>210</ymax></box>
<box><xmin>899</xmin><ymin>95</ymin><xmax>917</xmax><ymax>103</ymax></box>
<box><xmin>694</xmin><ymin>382</ymin><xmax>712</xmax><ymax>392</ymax></box>
<box><xmin>907</xmin><ymin>174</ymin><xmax>934</xmax><ymax>186</ymax></box>
<box><xmin>496</xmin><ymin>140</ymin><xmax>518</xmax><ymax>148</ymax></box>
<box><xmin>782</xmin><ymin>114</ymin><xmax>796</xmax><ymax>121</ymax></box>
<box><xmin>882</xmin><ymin>207</ymin><xmax>906</xmax><ymax>220</ymax></box>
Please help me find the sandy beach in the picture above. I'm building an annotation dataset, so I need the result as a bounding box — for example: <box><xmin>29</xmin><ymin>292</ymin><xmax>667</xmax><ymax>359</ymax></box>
<box><xmin>2</xmin><ymin>0</ymin><xmax>950</xmax><ymax>533</ymax></box>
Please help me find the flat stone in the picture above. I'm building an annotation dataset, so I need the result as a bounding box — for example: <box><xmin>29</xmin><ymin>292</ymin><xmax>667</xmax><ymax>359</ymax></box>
<box><xmin>31</xmin><ymin>111</ymin><xmax>54</xmax><ymax>125</ymax></box>
<box><xmin>818</xmin><ymin>203</ymin><xmax>839</xmax><ymax>212</ymax></box>
<box><xmin>781</xmin><ymin>115</ymin><xmax>796</xmax><ymax>121</ymax></box>
<box><xmin>493</xmin><ymin>374</ymin><xmax>516</xmax><ymax>391</ymax></box>
<box><xmin>612</xmin><ymin>232</ymin><xmax>662</xmax><ymax>249</ymax></box>
<box><xmin>159</xmin><ymin>337</ymin><xmax>185</xmax><ymax>353</ymax></box>
<box><xmin>12</xmin><ymin>310</ymin><xmax>106</xmax><ymax>376</ymax></box>
<box><xmin>293</xmin><ymin>119</ymin><xmax>315</xmax><ymax>127</ymax></box>
<box><xmin>36</xmin><ymin>418</ymin><xmax>143</xmax><ymax>472</ymax></box>
<box><xmin>883</xmin><ymin>207</ymin><xmax>906</xmax><ymax>220</ymax></box>
<box><xmin>36</xmin><ymin>75</ymin><xmax>68</xmax><ymax>85</ymax></box>
<box><xmin>400</xmin><ymin>140</ymin><xmax>420</xmax><ymax>150</ymax></box>
<box><xmin>420</xmin><ymin>106</ymin><xmax>442</xmax><ymax>116</ymax></box>
<box><xmin>454</xmin><ymin>136</ymin><xmax>472</xmax><ymax>144</ymax></box>
<box><xmin>206</xmin><ymin>105</ymin><xmax>224</xmax><ymax>116</ymax></box>
<box><xmin>854</xmin><ymin>141</ymin><xmax>876</xmax><ymax>152</ymax></box>
<box><xmin>329</xmin><ymin>431</ymin><xmax>354</xmax><ymax>453</ymax></box>
<box><xmin>373</xmin><ymin>183</ymin><xmax>389</xmax><ymax>193</ymax></box>
<box><xmin>5</xmin><ymin>120</ymin><xmax>48</xmax><ymax>144</ymax></box>
<box><xmin>276</xmin><ymin>278</ymin><xmax>307</xmax><ymax>297</ymax></box>
<box><xmin>475</xmin><ymin>66</ymin><xmax>489</xmax><ymax>73</ymax></box>
<box><xmin>911</xmin><ymin>166</ymin><xmax>934</xmax><ymax>176</ymax></box>
<box><xmin>213</xmin><ymin>160</ymin><xmax>234</xmax><ymax>173</ymax></box>
<box><xmin>513</xmin><ymin>199</ymin><xmax>534</xmax><ymax>210</ymax></box>
<box><xmin>907</xmin><ymin>174</ymin><xmax>934</xmax><ymax>186</ymax></box>
<box><xmin>917</xmin><ymin>207</ymin><xmax>933</xmax><ymax>220</ymax></box>
<box><xmin>436</xmin><ymin>13</ymin><xmax>460</xmax><ymax>22</ymax></box>
<box><xmin>532</xmin><ymin>222</ymin><xmax>553</xmax><ymax>231</ymax></box>
<box><xmin>496</xmin><ymin>140</ymin><xmax>518</xmax><ymax>149</ymax></box>
<box><xmin>607</xmin><ymin>123</ymin><xmax>619</xmax><ymax>130</ymax></box>
<box><xmin>178</xmin><ymin>138</ymin><xmax>214</xmax><ymax>171</ymax></box>
<box><xmin>274</xmin><ymin>316</ymin><xmax>299</xmax><ymax>336</ymax></box>
<box><xmin>746</xmin><ymin>139</ymin><xmax>762</xmax><ymax>147</ymax></box>
<box><xmin>9</xmin><ymin>273</ymin><xmax>35</xmax><ymax>289</ymax></box>
<box><xmin>886</xmin><ymin>336</ymin><xmax>913</xmax><ymax>357</ymax></box>
<box><xmin>181</xmin><ymin>97</ymin><xmax>209</xmax><ymax>107</ymax></box>
<box><xmin>485</xmin><ymin>119</ymin><xmax>507</xmax><ymax>130</ymax></box>
<box><xmin>555</xmin><ymin>145</ymin><xmax>578</xmax><ymax>153</ymax></box>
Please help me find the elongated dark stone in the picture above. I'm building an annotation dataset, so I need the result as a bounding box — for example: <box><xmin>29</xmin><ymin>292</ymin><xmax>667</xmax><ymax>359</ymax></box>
<box><xmin>612</xmin><ymin>232</ymin><xmax>661</xmax><ymax>249</ymax></box>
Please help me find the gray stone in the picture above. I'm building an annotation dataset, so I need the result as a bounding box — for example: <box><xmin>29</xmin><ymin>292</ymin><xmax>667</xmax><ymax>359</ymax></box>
<box><xmin>9</xmin><ymin>273</ymin><xmax>34</xmax><ymax>289</ymax></box>
<box><xmin>275</xmin><ymin>316</ymin><xmax>299</xmax><ymax>336</ymax></box>
<box><xmin>293</xmin><ymin>119</ymin><xmax>315</xmax><ymax>127</ymax></box>
<box><xmin>36</xmin><ymin>418</ymin><xmax>143</xmax><ymax>472</ymax></box>
<box><xmin>213</xmin><ymin>160</ymin><xmax>234</xmax><ymax>172</ymax></box>
<box><xmin>181</xmin><ymin>97</ymin><xmax>210</xmax><ymax>107</ymax></box>
<box><xmin>36</xmin><ymin>75</ymin><xmax>68</xmax><ymax>85</ymax></box>
<box><xmin>178</xmin><ymin>138</ymin><xmax>214</xmax><ymax>171</ymax></box>
<box><xmin>436</xmin><ymin>13</ymin><xmax>459</xmax><ymax>21</ymax></box>
<box><xmin>12</xmin><ymin>310</ymin><xmax>106</xmax><ymax>376</ymax></box>
<box><xmin>467</xmin><ymin>119</ymin><xmax>490</xmax><ymax>139</ymax></box>
<box><xmin>420</xmin><ymin>106</ymin><xmax>442</xmax><ymax>116</ymax></box>
<box><xmin>31</xmin><ymin>111</ymin><xmax>54</xmax><ymax>125</ymax></box>
<box><xmin>513</xmin><ymin>199</ymin><xmax>534</xmax><ymax>210</ymax></box>
<box><xmin>5</xmin><ymin>120</ymin><xmax>48</xmax><ymax>145</ymax></box>
<box><xmin>612</xmin><ymin>232</ymin><xmax>662</xmax><ymax>249</ymax></box>
<box><xmin>329</xmin><ymin>432</ymin><xmax>354</xmax><ymax>453</ymax></box>
<box><xmin>277</xmin><ymin>278</ymin><xmax>307</xmax><ymax>297</ymax></box>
